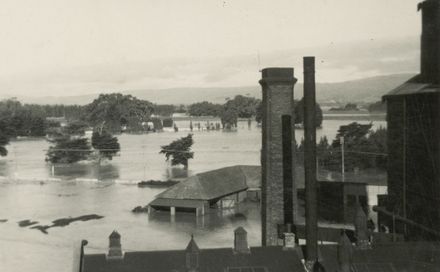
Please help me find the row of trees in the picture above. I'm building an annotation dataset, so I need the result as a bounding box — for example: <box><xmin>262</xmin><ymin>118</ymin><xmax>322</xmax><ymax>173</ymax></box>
<box><xmin>46</xmin><ymin>121</ymin><xmax>120</xmax><ymax>164</ymax></box>
<box><xmin>297</xmin><ymin>122</ymin><xmax>387</xmax><ymax>172</ymax></box>
<box><xmin>188</xmin><ymin>95</ymin><xmax>323</xmax><ymax>128</ymax></box>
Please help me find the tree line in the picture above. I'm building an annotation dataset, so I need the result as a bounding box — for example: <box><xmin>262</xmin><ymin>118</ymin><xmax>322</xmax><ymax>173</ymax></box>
<box><xmin>188</xmin><ymin>95</ymin><xmax>323</xmax><ymax>128</ymax></box>
<box><xmin>297</xmin><ymin>122</ymin><xmax>387</xmax><ymax>172</ymax></box>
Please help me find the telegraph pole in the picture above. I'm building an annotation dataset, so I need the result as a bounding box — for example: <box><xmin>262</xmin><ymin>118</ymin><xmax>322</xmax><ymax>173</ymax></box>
<box><xmin>341</xmin><ymin>136</ymin><xmax>345</xmax><ymax>182</ymax></box>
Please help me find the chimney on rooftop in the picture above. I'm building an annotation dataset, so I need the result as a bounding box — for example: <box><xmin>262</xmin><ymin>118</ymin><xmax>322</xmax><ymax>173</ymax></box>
<box><xmin>259</xmin><ymin>67</ymin><xmax>298</xmax><ymax>246</ymax></box>
<box><xmin>337</xmin><ymin>231</ymin><xmax>353</xmax><ymax>272</ymax></box>
<box><xmin>107</xmin><ymin>231</ymin><xmax>124</xmax><ymax>260</ymax></box>
<box><xmin>234</xmin><ymin>227</ymin><xmax>251</xmax><ymax>254</ymax></box>
<box><xmin>185</xmin><ymin>235</ymin><xmax>200</xmax><ymax>272</ymax></box>
<box><xmin>419</xmin><ymin>0</ymin><xmax>440</xmax><ymax>83</ymax></box>
<box><xmin>354</xmin><ymin>206</ymin><xmax>371</xmax><ymax>249</ymax></box>
<box><xmin>283</xmin><ymin>232</ymin><xmax>296</xmax><ymax>250</ymax></box>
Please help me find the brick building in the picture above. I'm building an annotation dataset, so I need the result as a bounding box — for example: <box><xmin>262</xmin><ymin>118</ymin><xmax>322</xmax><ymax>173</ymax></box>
<box><xmin>381</xmin><ymin>0</ymin><xmax>440</xmax><ymax>241</ymax></box>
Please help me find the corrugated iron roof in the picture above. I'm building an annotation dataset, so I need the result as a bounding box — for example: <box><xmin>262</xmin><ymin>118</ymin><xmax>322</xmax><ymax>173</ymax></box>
<box><xmin>151</xmin><ymin>165</ymin><xmax>260</xmax><ymax>202</ymax></box>
<box><xmin>383</xmin><ymin>75</ymin><xmax>440</xmax><ymax>99</ymax></box>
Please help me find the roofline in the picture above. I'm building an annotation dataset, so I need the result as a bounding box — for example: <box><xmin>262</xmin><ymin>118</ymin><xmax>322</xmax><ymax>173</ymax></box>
<box><xmin>83</xmin><ymin>245</ymin><xmax>288</xmax><ymax>257</ymax></box>
<box><xmin>382</xmin><ymin>74</ymin><xmax>440</xmax><ymax>100</ymax></box>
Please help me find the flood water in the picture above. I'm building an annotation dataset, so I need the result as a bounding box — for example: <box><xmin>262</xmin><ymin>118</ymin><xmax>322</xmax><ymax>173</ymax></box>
<box><xmin>0</xmin><ymin>119</ymin><xmax>386</xmax><ymax>272</ymax></box>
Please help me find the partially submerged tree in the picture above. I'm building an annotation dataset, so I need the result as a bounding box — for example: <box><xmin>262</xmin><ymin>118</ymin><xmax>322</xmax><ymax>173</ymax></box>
<box><xmin>91</xmin><ymin>130</ymin><xmax>120</xmax><ymax>163</ymax></box>
<box><xmin>84</xmin><ymin>93</ymin><xmax>154</xmax><ymax>133</ymax></box>
<box><xmin>160</xmin><ymin>134</ymin><xmax>194</xmax><ymax>169</ymax></box>
<box><xmin>220</xmin><ymin>107</ymin><xmax>238</xmax><ymax>129</ymax></box>
<box><xmin>46</xmin><ymin>121</ymin><xmax>92</xmax><ymax>164</ymax></box>
<box><xmin>0</xmin><ymin>118</ymin><xmax>11</xmax><ymax>156</ymax></box>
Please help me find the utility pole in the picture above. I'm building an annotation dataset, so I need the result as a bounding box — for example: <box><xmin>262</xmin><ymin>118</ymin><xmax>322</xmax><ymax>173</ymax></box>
<box><xmin>341</xmin><ymin>136</ymin><xmax>345</xmax><ymax>182</ymax></box>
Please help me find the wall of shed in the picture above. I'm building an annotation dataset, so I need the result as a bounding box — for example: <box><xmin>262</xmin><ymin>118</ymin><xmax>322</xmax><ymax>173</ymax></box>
<box><xmin>386</xmin><ymin>93</ymin><xmax>440</xmax><ymax>240</ymax></box>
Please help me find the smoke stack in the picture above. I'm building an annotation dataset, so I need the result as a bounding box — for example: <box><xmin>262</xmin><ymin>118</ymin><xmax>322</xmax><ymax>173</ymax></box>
<box><xmin>418</xmin><ymin>0</ymin><xmax>440</xmax><ymax>83</ymax></box>
<box><xmin>303</xmin><ymin>57</ymin><xmax>318</xmax><ymax>267</ymax></box>
<box><xmin>259</xmin><ymin>68</ymin><xmax>298</xmax><ymax>246</ymax></box>
<box><xmin>234</xmin><ymin>227</ymin><xmax>250</xmax><ymax>254</ymax></box>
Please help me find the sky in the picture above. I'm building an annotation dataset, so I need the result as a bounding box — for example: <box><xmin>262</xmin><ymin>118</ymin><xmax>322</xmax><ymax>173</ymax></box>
<box><xmin>0</xmin><ymin>0</ymin><xmax>423</xmax><ymax>97</ymax></box>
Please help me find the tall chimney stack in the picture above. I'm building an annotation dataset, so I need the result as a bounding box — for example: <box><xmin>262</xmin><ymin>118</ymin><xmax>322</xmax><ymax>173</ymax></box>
<box><xmin>259</xmin><ymin>68</ymin><xmax>298</xmax><ymax>246</ymax></box>
<box><xmin>303</xmin><ymin>57</ymin><xmax>318</xmax><ymax>268</ymax></box>
<box><xmin>419</xmin><ymin>0</ymin><xmax>440</xmax><ymax>83</ymax></box>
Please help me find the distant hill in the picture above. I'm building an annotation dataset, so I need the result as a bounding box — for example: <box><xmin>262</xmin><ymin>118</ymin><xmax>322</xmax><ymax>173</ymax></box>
<box><xmin>11</xmin><ymin>73</ymin><xmax>414</xmax><ymax>105</ymax></box>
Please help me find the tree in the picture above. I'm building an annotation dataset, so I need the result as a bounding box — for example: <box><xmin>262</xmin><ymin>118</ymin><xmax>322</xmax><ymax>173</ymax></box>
<box><xmin>332</xmin><ymin>122</ymin><xmax>372</xmax><ymax>148</ymax></box>
<box><xmin>91</xmin><ymin>130</ymin><xmax>120</xmax><ymax>163</ymax></box>
<box><xmin>84</xmin><ymin>93</ymin><xmax>154</xmax><ymax>133</ymax></box>
<box><xmin>294</xmin><ymin>98</ymin><xmax>323</xmax><ymax>127</ymax></box>
<box><xmin>297</xmin><ymin>123</ymin><xmax>387</xmax><ymax>172</ymax></box>
<box><xmin>0</xmin><ymin>118</ymin><xmax>12</xmax><ymax>156</ymax></box>
<box><xmin>188</xmin><ymin>101</ymin><xmax>223</xmax><ymax>117</ymax></box>
<box><xmin>220</xmin><ymin>107</ymin><xmax>238</xmax><ymax>129</ymax></box>
<box><xmin>46</xmin><ymin>121</ymin><xmax>92</xmax><ymax>164</ymax></box>
<box><xmin>160</xmin><ymin>134</ymin><xmax>194</xmax><ymax>169</ymax></box>
<box><xmin>225</xmin><ymin>95</ymin><xmax>261</xmax><ymax>118</ymax></box>
<box><xmin>255</xmin><ymin>102</ymin><xmax>263</xmax><ymax>123</ymax></box>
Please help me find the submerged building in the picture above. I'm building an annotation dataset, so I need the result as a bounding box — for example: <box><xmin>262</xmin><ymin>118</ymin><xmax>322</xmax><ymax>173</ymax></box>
<box><xmin>77</xmin><ymin>1</ymin><xmax>440</xmax><ymax>271</ymax></box>
<box><xmin>148</xmin><ymin>165</ymin><xmax>261</xmax><ymax>216</ymax></box>
<box><xmin>381</xmin><ymin>0</ymin><xmax>440</xmax><ymax>241</ymax></box>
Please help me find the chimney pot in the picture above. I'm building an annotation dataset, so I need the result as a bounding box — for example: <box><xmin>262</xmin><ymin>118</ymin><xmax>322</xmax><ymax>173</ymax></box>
<box><xmin>107</xmin><ymin>230</ymin><xmax>124</xmax><ymax>260</ymax></box>
<box><xmin>234</xmin><ymin>227</ymin><xmax>250</xmax><ymax>254</ymax></box>
<box><xmin>185</xmin><ymin>235</ymin><xmax>200</xmax><ymax>272</ymax></box>
<box><xmin>283</xmin><ymin>232</ymin><xmax>296</xmax><ymax>250</ymax></box>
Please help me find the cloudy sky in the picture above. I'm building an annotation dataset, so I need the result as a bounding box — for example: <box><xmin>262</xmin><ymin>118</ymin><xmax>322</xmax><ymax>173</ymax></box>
<box><xmin>0</xmin><ymin>0</ymin><xmax>423</xmax><ymax>97</ymax></box>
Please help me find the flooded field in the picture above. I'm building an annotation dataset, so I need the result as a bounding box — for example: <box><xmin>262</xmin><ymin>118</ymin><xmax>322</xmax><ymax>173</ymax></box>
<box><xmin>0</xmin><ymin>119</ymin><xmax>386</xmax><ymax>272</ymax></box>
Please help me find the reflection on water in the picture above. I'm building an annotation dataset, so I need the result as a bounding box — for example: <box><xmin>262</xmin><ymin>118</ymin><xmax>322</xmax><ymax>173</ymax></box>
<box><xmin>148</xmin><ymin>202</ymin><xmax>258</xmax><ymax>232</ymax></box>
<box><xmin>164</xmin><ymin>166</ymin><xmax>190</xmax><ymax>180</ymax></box>
<box><xmin>0</xmin><ymin>160</ymin><xmax>10</xmax><ymax>177</ymax></box>
<box><xmin>48</xmin><ymin>163</ymin><xmax>120</xmax><ymax>181</ymax></box>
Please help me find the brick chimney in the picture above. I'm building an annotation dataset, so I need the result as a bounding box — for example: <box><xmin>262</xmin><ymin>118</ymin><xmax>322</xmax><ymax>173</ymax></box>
<box><xmin>234</xmin><ymin>227</ymin><xmax>250</xmax><ymax>254</ymax></box>
<box><xmin>418</xmin><ymin>0</ymin><xmax>440</xmax><ymax>83</ymax></box>
<box><xmin>107</xmin><ymin>230</ymin><xmax>124</xmax><ymax>260</ymax></box>
<box><xmin>259</xmin><ymin>67</ymin><xmax>298</xmax><ymax>246</ymax></box>
<box><xmin>337</xmin><ymin>231</ymin><xmax>353</xmax><ymax>272</ymax></box>
<box><xmin>185</xmin><ymin>235</ymin><xmax>200</xmax><ymax>272</ymax></box>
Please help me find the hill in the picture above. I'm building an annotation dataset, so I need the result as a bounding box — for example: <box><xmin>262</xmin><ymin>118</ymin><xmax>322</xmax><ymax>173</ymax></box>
<box><xmin>11</xmin><ymin>73</ymin><xmax>414</xmax><ymax>105</ymax></box>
